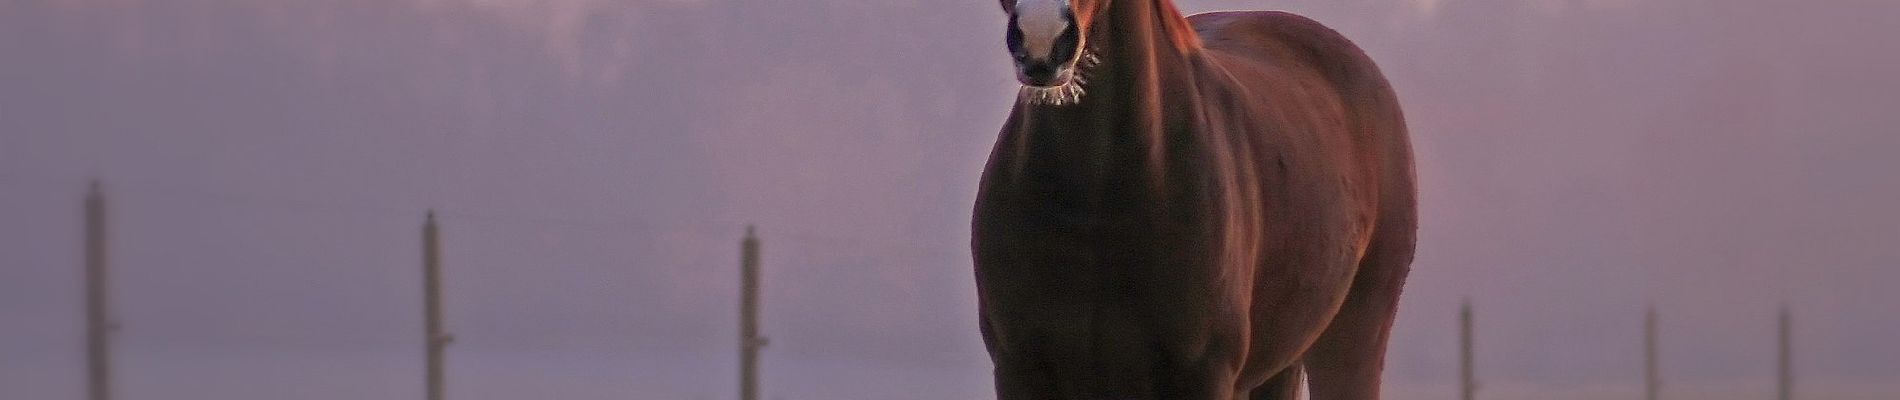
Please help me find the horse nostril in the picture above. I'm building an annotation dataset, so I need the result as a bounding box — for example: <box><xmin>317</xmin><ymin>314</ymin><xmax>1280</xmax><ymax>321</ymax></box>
<box><xmin>1023</xmin><ymin>62</ymin><xmax>1056</xmax><ymax>78</ymax></box>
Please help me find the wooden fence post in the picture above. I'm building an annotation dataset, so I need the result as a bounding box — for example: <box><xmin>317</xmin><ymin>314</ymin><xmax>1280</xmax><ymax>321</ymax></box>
<box><xmin>423</xmin><ymin>212</ymin><xmax>452</xmax><ymax>400</ymax></box>
<box><xmin>740</xmin><ymin>226</ymin><xmax>766</xmax><ymax>400</ymax></box>
<box><xmin>1646</xmin><ymin>305</ymin><xmax>1660</xmax><ymax>400</ymax></box>
<box><xmin>1778</xmin><ymin>305</ymin><xmax>1792</xmax><ymax>400</ymax></box>
<box><xmin>84</xmin><ymin>180</ymin><xmax>115</xmax><ymax>400</ymax></box>
<box><xmin>1461</xmin><ymin>298</ymin><xmax>1476</xmax><ymax>400</ymax></box>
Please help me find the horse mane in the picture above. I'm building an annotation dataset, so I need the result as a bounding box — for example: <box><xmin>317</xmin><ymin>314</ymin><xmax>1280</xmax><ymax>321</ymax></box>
<box><xmin>1150</xmin><ymin>0</ymin><xmax>1203</xmax><ymax>52</ymax></box>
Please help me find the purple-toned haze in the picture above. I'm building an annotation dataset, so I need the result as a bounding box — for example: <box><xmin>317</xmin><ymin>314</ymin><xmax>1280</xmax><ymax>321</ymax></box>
<box><xmin>2</xmin><ymin>0</ymin><xmax>1897</xmax><ymax>399</ymax></box>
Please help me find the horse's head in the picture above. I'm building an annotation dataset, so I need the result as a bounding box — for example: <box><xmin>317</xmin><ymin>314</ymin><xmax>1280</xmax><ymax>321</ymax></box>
<box><xmin>1000</xmin><ymin>0</ymin><xmax>1101</xmax><ymax>88</ymax></box>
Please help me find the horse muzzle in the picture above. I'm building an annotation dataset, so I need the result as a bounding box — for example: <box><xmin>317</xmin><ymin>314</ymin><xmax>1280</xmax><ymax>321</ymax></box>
<box><xmin>1016</xmin><ymin>59</ymin><xmax>1075</xmax><ymax>87</ymax></box>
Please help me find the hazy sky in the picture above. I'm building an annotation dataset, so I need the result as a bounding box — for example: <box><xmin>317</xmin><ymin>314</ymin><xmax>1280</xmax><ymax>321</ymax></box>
<box><xmin>3</xmin><ymin>0</ymin><xmax>1898</xmax><ymax>399</ymax></box>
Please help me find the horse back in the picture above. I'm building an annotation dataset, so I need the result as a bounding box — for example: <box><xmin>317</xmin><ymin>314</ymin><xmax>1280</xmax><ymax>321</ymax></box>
<box><xmin>1190</xmin><ymin>11</ymin><xmax>1390</xmax><ymax>103</ymax></box>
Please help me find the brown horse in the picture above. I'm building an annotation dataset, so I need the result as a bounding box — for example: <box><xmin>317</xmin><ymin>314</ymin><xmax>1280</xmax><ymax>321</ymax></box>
<box><xmin>971</xmin><ymin>0</ymin><xmax>1416</xmax><ymax>399</ymax></box>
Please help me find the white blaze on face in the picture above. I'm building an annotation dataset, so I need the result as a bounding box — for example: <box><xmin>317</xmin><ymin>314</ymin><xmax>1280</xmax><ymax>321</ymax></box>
<box><xmin>1015</xmin><ymin>0</ymin><xmax>1071</xmax><ymax>61</ymax></box>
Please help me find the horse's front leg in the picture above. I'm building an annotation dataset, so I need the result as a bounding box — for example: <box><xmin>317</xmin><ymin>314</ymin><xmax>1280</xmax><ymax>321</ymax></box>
<box><xmin>1164</xmin><ymin>361</ymin><xmax>1243</xmax><ymax>400</ymax></box>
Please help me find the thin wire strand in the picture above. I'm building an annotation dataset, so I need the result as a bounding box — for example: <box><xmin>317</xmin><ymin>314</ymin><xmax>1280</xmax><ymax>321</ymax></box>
<box><xmin>0</xmin><ymin>173</ymin><xmax>968</xmax><ymax>261</ymax></box>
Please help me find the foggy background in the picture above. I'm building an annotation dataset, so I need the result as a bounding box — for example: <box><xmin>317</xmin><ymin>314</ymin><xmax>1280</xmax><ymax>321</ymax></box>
<box><xmin>3</xmin><ymin>0</ymin><xmax>1897</xmax><ymax>399</ymax></box>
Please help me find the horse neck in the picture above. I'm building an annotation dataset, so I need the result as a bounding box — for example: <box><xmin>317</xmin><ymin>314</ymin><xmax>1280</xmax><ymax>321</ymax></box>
<box><xmin>1073</xmin><ymin>0</ymin><xmax>1199</xmax><ymax>107</ymax></box>
<box><xmin>997</xmin><ymin>0</ymin><xmax>1207</xmax><ymax>212</ymax></box>
<box><xmin>1098</xmin><ymin>0</ymin><xmax>1201</xmax><ymax>60</ymax></box>
<box><xmin>1050</xmin><ymin>0</ymin><xmax>1203</xmax><ymax>166</ymax></box>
